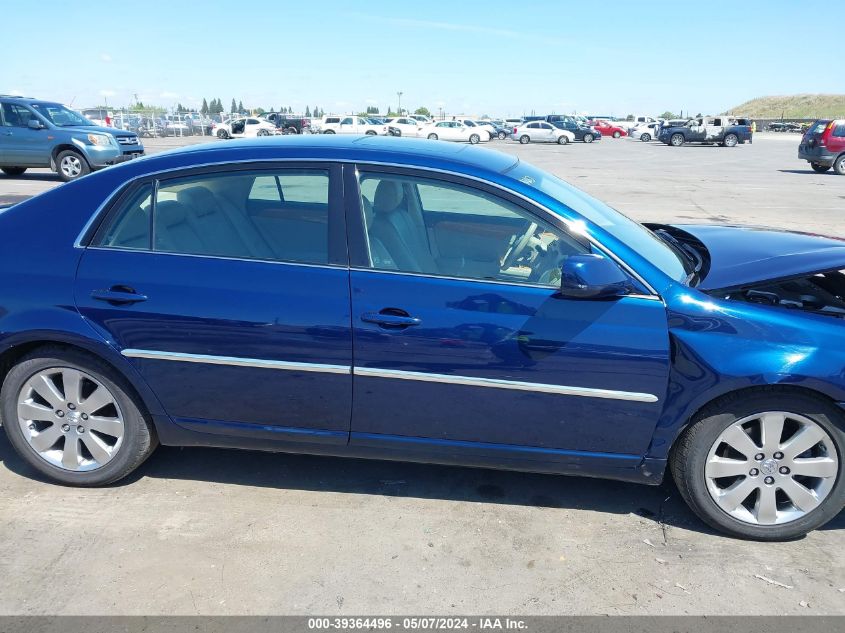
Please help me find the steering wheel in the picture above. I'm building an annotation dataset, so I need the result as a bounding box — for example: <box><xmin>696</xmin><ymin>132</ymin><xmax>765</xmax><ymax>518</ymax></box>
<box><xmin>501</xmin><ymin>222</ymin><xmax>537</xmax><ymax>270</ymax></box>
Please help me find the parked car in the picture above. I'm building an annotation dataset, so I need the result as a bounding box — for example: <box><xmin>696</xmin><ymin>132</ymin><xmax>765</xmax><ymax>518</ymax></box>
<box><xmin>769</xmin><ymin>122</ymin><xmax>804</xmax><ymax>133</ymax></box>
<box><xmin>629</xmin><ymin>121</ymin><xmax>661</xmax><ymax>142</ymax></box>
<box><xmin>421</xmin><ymin>120</ymin><xmax>488</xmax><ymax>143</ymax></box>
<box><xmin>79</xmin><ymin>108</ymin><xmax>112</xmax><ymax>127</ymax></box>
<box><xmin>408</xmin><ymin>114</ymin><xmax>433</xmax><ymax>126</ymax></box>
<box><xmin>513</xmin><ymin>121</ymin><xmax>575</xmax><ymax>145</ymax></box>
<box><xmin>658</xmin><ymin>117</ymin><xmax>752</xmax><ymax>147</ymax></box>
<box><xmin>551</xmin><ymin>119</ymin><xmax>602</xmax><ymax>143</ymax></box>
<box><xmin>0</xmin><ymin>96</ymin><xmax>144</xmax><ymax>181</ymax></box>
<box><xmin>484</xmin><ymin>122</ymin><xmax>512</xmax><ymax>140</ymax></box>
<box><xmin>213</xmin><ymin>117</ymin><xmax>281</xmax><ymax>139</ymax></box>
<box><xmin>591</xmin><ymin>120</ymin><xmax>628</xmax><ymax>138</ymax></box>
<box><xmin>385</xmin><ymin>117</ymin><xmax>424</xmax><ymax>137</ymax></box>
<box><xmin>322</xmin><ymin>116</ymin><xmax>386</xmax><ymax>136</ymax></box>
<box><xmin>2</xmin><ymin>135</ymin><xmax>845</xmax><ymax>540</ymax></box>
<box><xmin>798</xmin><ymin>119</ymin><xmax>845</xmax><ymax>175</ymax></box>
<box><xmin>451</xmin><ymin>118</ymin><xmax>494</xmax><ymax>140</ymax></box>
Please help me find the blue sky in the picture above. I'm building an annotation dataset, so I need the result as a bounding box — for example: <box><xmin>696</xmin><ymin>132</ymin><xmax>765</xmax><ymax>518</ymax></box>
<box><xmin>3</xmin><ymin>0</ymin><xmax>838</xmax><ymax>117</ymax></box>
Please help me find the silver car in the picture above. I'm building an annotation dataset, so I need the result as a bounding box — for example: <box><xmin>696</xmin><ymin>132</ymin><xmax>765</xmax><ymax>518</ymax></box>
<box><xmin>513</xmin><ymin>121</ymin><xmax>575</xmax><ymax>145</ymax></box>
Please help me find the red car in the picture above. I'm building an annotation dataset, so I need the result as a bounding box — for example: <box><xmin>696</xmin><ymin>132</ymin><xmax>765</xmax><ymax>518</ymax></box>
<box><xmin>799</xmin><ymin>119</ymin><xmax>845</xmax><ymax>175</ymax></box>
<box><xmin>590</xmin><ymin>120</ymin><xmax>628</xmax><ymax>138</ymax></box>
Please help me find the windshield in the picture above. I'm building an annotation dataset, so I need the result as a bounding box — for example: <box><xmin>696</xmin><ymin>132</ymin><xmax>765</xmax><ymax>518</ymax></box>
<box><xmin>31</xmin><ymin>103</ymin><xmax>95</xmax><ymax>127</ymax></box>
<box><xmin>506</xmin><ymin>162</ymin><xmax>688</xmax><ymax>283</ymax></box>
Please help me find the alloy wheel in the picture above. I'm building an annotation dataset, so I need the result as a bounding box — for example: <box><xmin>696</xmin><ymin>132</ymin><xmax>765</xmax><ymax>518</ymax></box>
<box><xmin>60</xmin><ymin>155</ymin><xmax>83</xmax><ymax>178</ymax></box>
<box><xmin>16</xmin><ymin>368</ymin><xmax>125</xmax><ymax>472</ymax></box>
<box><xmin>705</xmin><ymin>411</ymin><xmax>838</xmax><ymax>525</ymax></box>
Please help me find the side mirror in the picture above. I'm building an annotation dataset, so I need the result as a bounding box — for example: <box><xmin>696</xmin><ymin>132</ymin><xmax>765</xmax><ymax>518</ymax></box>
<box><xmin>28</xmin><ymin>119</ymin><xmax>44</xmax><ymax>130</ymax></box>
<box><xmin>559</xmin><ymin>254</ymin><xmax>632</xmax><ymax>299</ymax></box>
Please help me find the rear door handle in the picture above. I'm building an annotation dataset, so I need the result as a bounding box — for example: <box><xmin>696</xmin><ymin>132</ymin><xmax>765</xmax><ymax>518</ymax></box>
<box><xmin>361</xmin><ymin>311</ymin><xmax>421</xmax><ymax>328</ymax></box>
<box><xmin>90</xmin><ymin>287</ymin><xmax>148</xmax><ymax>305</ymax></box>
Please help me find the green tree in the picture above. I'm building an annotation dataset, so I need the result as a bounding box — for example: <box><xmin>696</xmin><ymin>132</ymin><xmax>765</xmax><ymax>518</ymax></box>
<box><xmin>305</xmin><ymin>106</ymin><xmax>311</xmax><ymax>117</ymax></box>
<box><xmin>414</xmin><ymin>106</ymin><xmax>431</xmax><ymax>117</ymax></box>
<box><xmin>625</xmin><ymin>114</ymin><xmax>634</xmax><ymax>121</ymax></box>
<box><xmin>201</xmin><ymin>98</ymin><xmax>209</xmax><ymax>115</ymax></box>
<box><xmin>231</xmin><ymin>98</ymin><xmax>237</xmax><ymax>114</ymax></box>
<box><xmin>238</xmin><ymin>100</ymin><xmax>244</xmax><ymax>113</ymax></box>
<box><xmin>659</xmin><ymin>111</ymin><xmax>676</xmax><ymax>119</ymax></box>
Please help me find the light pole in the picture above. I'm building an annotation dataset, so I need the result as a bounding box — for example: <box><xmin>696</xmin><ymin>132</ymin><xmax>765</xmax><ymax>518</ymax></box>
<box><xmin>397</xmin><ymin>91</ymin><xmax>403</xmax><ymax>116</ymax></box>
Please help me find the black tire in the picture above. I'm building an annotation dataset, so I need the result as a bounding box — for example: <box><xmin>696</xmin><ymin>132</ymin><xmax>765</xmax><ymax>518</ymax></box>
<box><xmin>392</xmin><ymin>130</ymin><xmax>402</xmax><ymax>137</ymax></box>
<box><xmin>557</xmin><ymin>135</ymin><xmax>569</xmax><ymax>145</ymax></box>
<box><xmin>1</xmin><ymin>167</ymin><xmax>26</xmax><ymax>176</ymax></box>
<box><xmin>365</xmin><ymin>130</ymin><xmax>377</xmax><ymax>136</ymax></box>
<box><xmin>670</xmin><ymin>133</ymin><xmax>685</xmax><ymax>147</ymax></box>
<box><xmin>284</xmin><ymin>127</ymin><xmax>297</xmax><ymax>135</ymax></box>
<box><xmin>257</xmin><ymin>129</ymin><xmax>270</xmax><ymax>137</ymax></box>
<box><xmin>640</xmin><ymin>133</ymin><xmax>651</xmax><ymax>142</ymax></box>
<box><xmin>583</xmin><ymin>133</ymin><xmax>594</xmax><ymax>143</ymax></box>
<box><xmin>427</xmin><ymin>133</ymin><xmax>438</xmax><ymax>140</ymax></box>
<box><xmin>217</xmin><ymin>129</ymin><xmax>229</xmax><ymax>139</ymax></box>
<box><xmin>834</xmin><ymin>155</ymin><xmax>845</xmax><ymax>176</ymax></box>
<box><xmin>811</xmin><ymin>163</ymin><xmax>831</xmax><ymax>173</ymax></box>
<box><xmin>519</xmin><ymin>135</ymin><xmax>530</xmax><ymax>144</ymax></box>
<box><xmin>612</xmin><ymin>131</ymin><xmax>621</xmax><ymax>138</ymax></box>
<box><xmin>469</xmin><ymin>133</ymin><xmax>480</xmax><ymax>144</ymax></box>
<box><xmin>55</xmin><ymin>150</ymin><xmax>90</xmax><ymax>182</ymax></box>
<box><xmin>1</xmin><ymin>347</ymin><xmax>158</xmax><ymax>486</ymax></box>
<box><xmin>323</xmin><ymin>130</ymin><xmax>336</xmax><ymax>134</ymax></box>
<box><xmin>724</xmin><ymin>133</ymin><xmax>739</xmax><ymax>147</ymax></box>
<box><xmin>670</xmin><ymin>389</ymin><xmax>845</xmax><ymax>540</ymax></box>
<box><xmin>497</xmin><ymin>131</ymin><xmax>507</xmax><ymax>140</ymax></box>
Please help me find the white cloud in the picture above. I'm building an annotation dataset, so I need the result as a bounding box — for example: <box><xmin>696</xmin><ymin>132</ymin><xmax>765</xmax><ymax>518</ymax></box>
<box><xmin>100</xmin><ymin>53</ymin><xmax>112</xmax><ymax>62</ymax></box>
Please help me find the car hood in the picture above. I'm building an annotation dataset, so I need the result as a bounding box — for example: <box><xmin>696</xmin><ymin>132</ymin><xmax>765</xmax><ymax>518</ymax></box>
<box><xmin>60</xmin><ymin>124</ymin><xmax>136</xmax><ymax>136</ymax></box>
<box><xmin>668</xmin><ymin>224</ymin><xmax>845</xmax><ymax>290</ymax></box>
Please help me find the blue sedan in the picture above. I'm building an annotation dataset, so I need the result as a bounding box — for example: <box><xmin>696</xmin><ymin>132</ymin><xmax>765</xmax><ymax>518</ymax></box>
<box><xmin>1</xmin><ymin>136</ymin><xmax>843</xmax><ymax>540</ymax></box>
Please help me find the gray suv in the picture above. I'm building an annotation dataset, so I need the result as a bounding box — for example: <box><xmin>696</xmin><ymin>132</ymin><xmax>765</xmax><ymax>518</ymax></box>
<box><xmin>0</xmin><ymin>96</ymin><xmax>145</xmax><ymax>182</ymax></box>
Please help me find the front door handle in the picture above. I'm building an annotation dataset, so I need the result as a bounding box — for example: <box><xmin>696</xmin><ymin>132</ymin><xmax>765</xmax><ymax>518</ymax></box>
<box><xmin>361</xmin><ymin>310</ymin><xmax>421</xmax><ymax>328</ymax></box>
<box><xmin>90</xmin><ymin>287</ymin><xmax>148</xmax><ymax>305</ymax></box>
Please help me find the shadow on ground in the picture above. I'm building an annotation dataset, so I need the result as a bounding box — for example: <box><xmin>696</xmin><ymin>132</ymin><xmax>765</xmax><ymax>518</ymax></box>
<box><xmin>1</xmin><ymin>434</ymin><xmax>841</xmax><ymax>536</ymax></box>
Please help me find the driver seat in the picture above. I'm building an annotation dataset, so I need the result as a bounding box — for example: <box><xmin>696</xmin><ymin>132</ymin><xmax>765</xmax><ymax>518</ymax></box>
<box><xmin>367</xmin><ymin>180</ymin><xmax>437</xmax><ymax>274</ymax></box>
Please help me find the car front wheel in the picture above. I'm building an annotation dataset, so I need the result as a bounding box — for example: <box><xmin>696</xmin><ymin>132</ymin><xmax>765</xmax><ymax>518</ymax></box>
<box><xmin>1</xmin><ymin>347</ymin><xmax>158</xmax><ymax>486</ymax></box>
<box><xmin>671</xmin><ymin>390</ymin><xmax>844</xmax><ymax>540</ymax></box>
<box><xmin>583</xmin><ymin>133</ymin><xmax>594</xmax><ymax>143</ymax></box>
<box><xmin>427</xmin><ymin>133</ymin><xmax>438</xmax><ymax>140</ymax></box>
<box><xmin>670</xmin><ymin>133</ymin><xmax>685</xmax><ymax>147</ymax></box>
<box><xmin>557</xmin><ymin>135</ymin><xmax>569</xmax><ymax>145</ymax></box>
<box><xmin>497</xmin><ymin>131</ymin><xmax>507</xmax><ymax>140</ymax></box>
<box><xmin>612</xmin><ymin>131</ymin><xmax>621</xmax><ymax>138</ymax></box>
<box><xmin>55</xmin><ymin>150</ymin><xmax>90</xmax><ymax>181</ymax></box>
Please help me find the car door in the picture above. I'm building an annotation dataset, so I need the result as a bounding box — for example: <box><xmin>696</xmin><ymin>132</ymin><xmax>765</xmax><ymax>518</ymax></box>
<box><xmin>538</xmin><ymin>122</ymin><xmax>556</xmax><ymax>142</ymax></box>
<box><xmin>347</xmin><ymin>166</ymin><xmax>670</xmax><ymax>468</ymax></box>
<box><xmin>0</xmin><ymin>103</ymin><xmax>50</xmax><ymax>167</ymax></box>
<box><xmin>75</xmin><ymin>164</ymin><xmax>353</xmax><ymax>445</ymax></box>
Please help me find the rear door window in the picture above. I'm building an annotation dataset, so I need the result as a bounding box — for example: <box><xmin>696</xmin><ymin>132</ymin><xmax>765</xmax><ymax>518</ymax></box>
<box><xmin>832</xmin><ymin>124</ymin><xmax>845</xmax><ymax>138</ymax></box>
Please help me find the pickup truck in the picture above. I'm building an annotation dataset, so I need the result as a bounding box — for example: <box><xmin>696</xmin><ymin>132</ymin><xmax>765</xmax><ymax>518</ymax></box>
<box><xmin>658</xmin><ymin>116</ymin><xmax>752</xmax><ymax>147</ymax></box>
<box><xmin>262</xmin><ymin>112</ymin><xmax>311</xmax><ymax>134</ymax></box>
<box><xmin>321</xmin><ymin>116</ymin><xmax>387</xmax><ymax>136</ymax></box>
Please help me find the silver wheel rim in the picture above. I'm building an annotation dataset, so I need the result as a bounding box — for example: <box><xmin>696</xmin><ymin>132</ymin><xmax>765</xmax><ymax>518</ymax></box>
<box><xmin>642</xmin><ymin>134</ymin><xmax>650</xmax><ymax>142</ymax></box>
<box><xmin>671</xmin><ymin>135</ymin><xmax>683</xmax><ymax>146</ymax></box>
<box><xmin>17</xmin><ymin>368</ymin><xmax>125</xmax><ymax>472</ymax></box>
<box><xmin>725</xmin><ymin>135</ymin><xmax>737</xmax><ymax>147</ymax></box>
<box><xmin>60</xmin><ymin>155</ymin><xmax>82</xmax><ymax>178</ymax></box>
<box><xmin>705</xmin><ymin>411</ymin><xmax>838</xmax><ymax>526</ymax></box>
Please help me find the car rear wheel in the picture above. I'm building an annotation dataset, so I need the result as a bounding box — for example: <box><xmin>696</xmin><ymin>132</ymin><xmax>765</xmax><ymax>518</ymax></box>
<box><xmin>811</xmin><ymin>163</ymin><xmax>831</xmax><ymax>173</ymax></box>
<box><xmin>257</xmin><ymin>129</ymin><xmax>270</xmax><ymax>137</ymax></box>
<box><xmin>557</xmin><ymin>135</ymin><xmax>569</xmax><ymax>145</ymax></box>
<box><xmin>519</xmin><ymin>135</ymin><xmax>530</xmax><ymax>144</ymax></box>
<box><xmin>583</xmin><ymin>133</ymin><xmax>594</xmax><ymax>143</ymax></box>
<box><xmin>834</xmin><ymin>155</ymin><xmax>845</xmax><ymax>176</ymax></box>
<box><xmin>1</xmin><ymin>347</ymin><xmax>158</xmax><ymax>486</ymax></box>
<box><xmin>671</xmin><ymin>390</ymin><xmax>845</xmax><ymax>540</ymax></box>
<box><xmin>55</xmin><ymin>150</ymin><xmax>90</xmax><ymax>182</ymax></box>
<box><xmin>323</xmin><ymin>129</ymin><xmax>336</xmax><ymax>134</ymax></box>
<box><xmin>365</xmin><ymin>130</ymin><xmax>377</xmax><ymax>136</ymax></box>
<box><xmin>497</xmin><ymin>131</ymin><xmax>507</xmax><ymax>140</ymax></box>
<box><xmin>612</xmin><ymin>131</ymin><xmax>621</xmax><ymax>138</ymax></box>
<box><xmin>284</xmin><ymin>127</ymin><xmax>297</xmax><ymax>135</ymax></box>
<box><xmin>670</xmin><ymin>133</ymin><xmax>685</xmax><ymax>147</ymax></box>
<box><xmin>1</xmin><ymin>167</ymin><xmax>27</xmax><ymax>176</ymax></box>
<box><xmin>640</xmin><ymin>133</ymin><xmax>651</xmax><ymax>142</ymax></box>
<box><xmin>427</xmin><ymin>133</ymin><xmax>438</xmax><ymax>140</ymax></box>
<box><xmin>216</xmin><ymin>129</ymin><xmax>229</xmax><ymax>139</ymax></box>
<box><xmin>469</xmin><ymin>133</ymin><xmax>480</xmax><ymax>144</ymax></box>
<box><xmin>724</xmin><ymin>133</ymin><xmax>739</xmax><ymax>147</ymax></box>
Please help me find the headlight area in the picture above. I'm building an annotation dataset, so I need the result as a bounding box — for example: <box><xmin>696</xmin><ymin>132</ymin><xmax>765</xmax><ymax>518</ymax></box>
<box><xmin>86</xmin><ymin>133</ymin><xmax>115</xmax><ymax>147</ymax></box>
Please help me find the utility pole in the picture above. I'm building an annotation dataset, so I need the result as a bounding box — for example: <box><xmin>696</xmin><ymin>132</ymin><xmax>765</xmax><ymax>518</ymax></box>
<box><xmin>397</xmin><ymin>91</ymin><xmax>403</xmax><ymax>116</ymax></box>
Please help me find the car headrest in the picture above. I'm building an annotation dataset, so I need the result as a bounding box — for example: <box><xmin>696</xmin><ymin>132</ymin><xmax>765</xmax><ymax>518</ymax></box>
<box><xmin>155</xmin><ymin>200</ymin><xmax>188</xmax><ymax>226</ymax></box>
<box><xmin>176</xmin><ymin>186</ymin><xmax>218</xmax><ymax>217</ymax></box>
<box><xmin>373</xmin><ymin>180</ymin><xmax>405</xmax><ymax>214</ymax></box>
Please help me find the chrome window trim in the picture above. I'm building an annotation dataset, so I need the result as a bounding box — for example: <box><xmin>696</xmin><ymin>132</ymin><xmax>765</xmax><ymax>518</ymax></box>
<box><xmin>72</xmin><ymin>156</ymin><xmax>661</xmax><ymax>299</ymax></box>
<box><xmin>120</xmin><ymin>349</ymin><xmax>658</xmax><ymax>403</ymax></box>
<box><xmin>121</xmin><ymin>349</ymin><xmax>351</xmax><ymax>375</ymax></box>
<box><xmin>85</xmin><ymin>246</ymin><xmax>343</xmax><ymax>270</ymax></box>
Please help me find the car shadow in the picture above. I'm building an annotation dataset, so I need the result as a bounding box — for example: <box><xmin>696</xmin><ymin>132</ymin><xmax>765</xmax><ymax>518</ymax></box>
<box><xmin>777</xmin><ymin>169</ymin><xmax>836</xmax><ymax>175</ymax></box>
<box><xmin>0</xmin><ymin>173</ymin><xmax>60</xmax><ymax>183</ymax></box>
<box><xmin>1</xmin><ymin>435</ymin><xmax>840</xmax><ymax>537</ymax></box>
